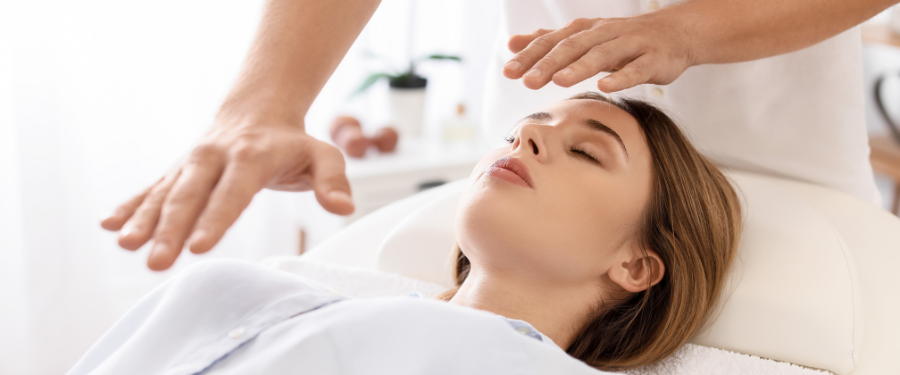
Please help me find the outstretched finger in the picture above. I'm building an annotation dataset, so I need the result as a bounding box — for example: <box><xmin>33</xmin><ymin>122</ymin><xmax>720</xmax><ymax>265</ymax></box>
<box><xmin>101</xmin><ymin>183</ymin><xmax>155</xmax><ymax>231</ymax></box>
<box><xmin>523</xmin><ymin>29</ymin><xmax>619</xmax><ymax>90</ymax></box>
<box><xmin>597</xmin><ymin>54</ymin><xmax>656</xmax><ymax>93</ymax></box>
<box><xmin>503</xmin><ymin>19</ymin><xmax>593</xmax><ymax>80</ymax></box>
<box><xmin>507</xmin><ymin>28</ymin><xmax>553</xmax><ymax>54</ymax></box>
<box><xmin>551</xmin><ymin>38</ymin><xmax>641</xmax><ymax>88</ymax></box>
<box><xmin>117</xmin><ymin>171</ymin><xmax>181</xmax><ymax>251</ymax></box>
<box><xmin>145</xmin><ymin>159</ymin><xmax>224</xmax><ymax>271</ymax></box>
<box><xmin>185</xmin><ymin>162</ymin><xmax>266</xmax><ymax>255</ymax></box>
<box><xmin>311</xmin><ymin>143</ymin><xmax>354</xmax><ymax>216</ymax></box>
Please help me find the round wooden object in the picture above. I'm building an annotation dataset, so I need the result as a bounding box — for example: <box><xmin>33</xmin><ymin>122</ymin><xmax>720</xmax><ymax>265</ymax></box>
<box><xmin>329</xmin><ymin>116</ymin><xmax>370</xmax><ymax>158</ymax></box>
<box><xmin>372</xmin><ymin>127</ymin><xmax>399</xmax><ymax>153</ymax></box>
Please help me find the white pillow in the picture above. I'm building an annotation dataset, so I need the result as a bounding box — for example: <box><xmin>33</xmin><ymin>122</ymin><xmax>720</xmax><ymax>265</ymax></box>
<box><xmin>375</xmin><ymin>170</ymin><xmax>862</xmax><ymax>375</ymax></box>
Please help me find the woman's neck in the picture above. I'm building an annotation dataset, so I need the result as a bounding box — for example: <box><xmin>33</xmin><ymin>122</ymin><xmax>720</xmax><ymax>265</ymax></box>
<box><xmin>447</xmin><ymin>265</ymin><xmax>606</xmax><ymax>350</ymax></box>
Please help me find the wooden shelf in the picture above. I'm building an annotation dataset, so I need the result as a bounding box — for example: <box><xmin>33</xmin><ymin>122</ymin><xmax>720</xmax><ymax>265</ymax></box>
<box><xmin>862</xmin><ymin>23</ymin><xmax>900</xmax><ymax>48</ymax></box>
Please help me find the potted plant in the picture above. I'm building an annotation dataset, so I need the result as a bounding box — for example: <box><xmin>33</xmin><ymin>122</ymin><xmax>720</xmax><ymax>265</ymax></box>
<box><xmin>354</xmin><ymin>54</ymin><xmax>461</xmax><ymax>138</ymax></box>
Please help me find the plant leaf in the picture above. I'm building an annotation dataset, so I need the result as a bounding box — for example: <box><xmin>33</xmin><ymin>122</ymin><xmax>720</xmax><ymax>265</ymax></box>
<box><xmin>351</xmin><ymin>72</ymin><xmax>393</xmax><ymax>97</ymax></box>
<box><xmin>392</xmin><ymin>72</ymin><xmax>411</xmax><ymax>81</ymax></box>
<box><xmin>421</xmin><ymin>54</ymin><xmax>462</xmax><ymax>62</ymax></box>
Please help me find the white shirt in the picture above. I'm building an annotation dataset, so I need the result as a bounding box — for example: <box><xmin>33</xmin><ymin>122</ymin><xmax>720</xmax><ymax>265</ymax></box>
<box><xmin>67</xmin><ymin>260</ymin><xmax>608</xmax><ymax>375</ymax></box>
<box><xmin>483</xmin><ymin>0</ymin><xmax>880</xmax><ymax>204</ymax></box>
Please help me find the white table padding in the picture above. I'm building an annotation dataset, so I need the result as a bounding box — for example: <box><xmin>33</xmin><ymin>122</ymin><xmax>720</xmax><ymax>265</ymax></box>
<box><xmin>778</xmin><ymin>174</ymin><xmax>900</xmax><ymax>375</ymax></box>
<box><xmin>689</xmin><ymin>172</ymin><xmax>863</xmax><ymax>375</ymax></box>
<box><xmin>262</xmin><ymin>258</ymin><xmax>449</xmax><ymax>299</ymax></box>
<box><xmin>301</xmin><ymin>181</ymin><xmax>465</xmax><ymax>269</ymax></box>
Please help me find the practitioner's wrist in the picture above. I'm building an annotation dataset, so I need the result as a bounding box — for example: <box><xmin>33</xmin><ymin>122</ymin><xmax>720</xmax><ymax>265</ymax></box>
<box><xmin>632</xmin><ymin>4</ymin><xmax>703</xmax><ymax>68</ymax></box>
<box><xmin>217</xmin><ymin>85</ymin><xmax>310</xmax><ymax>132</ymax></box>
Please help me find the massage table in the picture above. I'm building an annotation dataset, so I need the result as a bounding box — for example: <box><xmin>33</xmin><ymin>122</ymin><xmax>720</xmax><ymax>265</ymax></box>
<box><xmin>265</xmin><ymin>169</ymin><xmax>900</xmax><ymax>374</ymax></box>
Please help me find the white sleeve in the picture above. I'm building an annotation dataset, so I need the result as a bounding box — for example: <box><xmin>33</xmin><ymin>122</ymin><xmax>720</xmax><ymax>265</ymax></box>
<box><xmin>66</xmin><ymin>259</ymin><xmax>342</xmax><ymax>375</ymax></box>
<box><xmin>66</xmin><ymin>279</ymin><xmax>172</xmax><ymax>375</ymax></box>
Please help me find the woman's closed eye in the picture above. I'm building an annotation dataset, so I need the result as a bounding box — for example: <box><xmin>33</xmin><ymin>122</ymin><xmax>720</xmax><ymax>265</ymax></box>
<box><xmin>570</xmin><ymin>146</ymin><xmax>601</xmax><ymax>164</ymax></box>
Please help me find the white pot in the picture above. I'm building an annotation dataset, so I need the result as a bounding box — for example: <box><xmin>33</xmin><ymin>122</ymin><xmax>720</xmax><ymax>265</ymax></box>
<box><xmin>388</xmin><ymin>87</ymin><xmax>427</xmax><ymax>138</ymax></box>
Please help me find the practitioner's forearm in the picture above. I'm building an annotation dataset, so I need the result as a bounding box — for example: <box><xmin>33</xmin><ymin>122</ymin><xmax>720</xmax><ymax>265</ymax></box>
<box><xmin>219</xmin><ymin>0</ymin><xmax>381</xmax><ymax>128</ymax></box>
<box><xmin>671</xmin><ymin>0</ymin><xmax>895</xmax><ymax>66</ymax></box>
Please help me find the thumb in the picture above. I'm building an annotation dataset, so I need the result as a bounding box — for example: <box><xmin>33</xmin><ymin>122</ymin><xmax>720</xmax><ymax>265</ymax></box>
<box><xmin>311</xmin><ymin>143</ymin><xmax>355</xmax><ymax>215</ymax></box>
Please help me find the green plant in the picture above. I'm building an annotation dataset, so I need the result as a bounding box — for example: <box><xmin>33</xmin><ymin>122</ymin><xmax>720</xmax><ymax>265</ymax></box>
<box><xmin>353</xmin><ymin>53</ymin><xmax>462</xmax><ymax>96</ymax></box>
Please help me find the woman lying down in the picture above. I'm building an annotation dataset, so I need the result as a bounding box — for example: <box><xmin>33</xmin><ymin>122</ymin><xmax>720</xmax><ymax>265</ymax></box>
<box><xmin>69</xmin><ymin>92</ymin><xmax>741</xmax><ymax>375</ymax></box>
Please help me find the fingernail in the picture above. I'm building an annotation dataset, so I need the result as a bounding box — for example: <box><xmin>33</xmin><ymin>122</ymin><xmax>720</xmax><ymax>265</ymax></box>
<box><xmin>524</xmin><ymin>69</ymin><xmax>542</xmax><ymax>78</ymax></box>
<box><xmin>188</xmin><ymin>230</ymin><xmax>208</xmax><ymax>253</ymax></box>
<box><xmin>120</xmin><ymin>225</ymin><xmax>136</xmax><ymax>238</ymax></box>
<box><xmin>189</xmin><ymin>230</ymin><xmax>207</xmax><ymax>244</ymax></box>
<box><xmin>152</xmin><ymin>242</ymin><xmax>171</xmax><ymax>255</ymax></box>
<box><xmin>504</xmin><ymin>61</ymin><xmax>521</xmax><ymax>71</ymax></box>
<box><xmin>148</xmin><ymin>242</ymin><xmax>175</xmax><ymax>271</ymax></box>
<box><xmin>557</xmin><ymin>68</ymin><xmax>573</xmax><ymax>76</ymax></box>
<box><xmin>328</xmin><ymin>190</ymin><xmax>352</xmax><ymax>205</ymax></box>
<box><xmin>600</xmin><ymin>75</ymin><xmax>615</xmax><ymax>85</ymax></box>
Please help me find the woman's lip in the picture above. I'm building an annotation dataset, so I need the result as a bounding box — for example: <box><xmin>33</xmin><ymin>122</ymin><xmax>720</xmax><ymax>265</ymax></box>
<box><xmin>486</xmin><ymin>156</ymin><xmax>533</xmax><ymax>188</ymax></box>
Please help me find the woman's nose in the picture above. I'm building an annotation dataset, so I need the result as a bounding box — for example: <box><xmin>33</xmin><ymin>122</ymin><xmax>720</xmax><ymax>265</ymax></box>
<box><xmin>515</xmin><ymin>123</ymin><xmax>550</xmax><ymax>163</ymax></box>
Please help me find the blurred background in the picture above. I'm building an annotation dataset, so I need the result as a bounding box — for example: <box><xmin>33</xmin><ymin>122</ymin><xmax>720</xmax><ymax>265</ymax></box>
<box><xmin>1</xmin><ymin>1</ymin><xmax>899</xmax><ymax>374</ymax></box>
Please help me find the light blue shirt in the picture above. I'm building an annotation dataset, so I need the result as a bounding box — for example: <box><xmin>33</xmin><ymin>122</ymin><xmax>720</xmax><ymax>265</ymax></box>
<box><xmin>405</xmin><ymin>291</ymin><xmax>555</xmax><ymax>347</ymax></box>
<box><xmin>68</xmin><ymin>260</ymin><xmax>606</xmax><ymax>375</ymax></box>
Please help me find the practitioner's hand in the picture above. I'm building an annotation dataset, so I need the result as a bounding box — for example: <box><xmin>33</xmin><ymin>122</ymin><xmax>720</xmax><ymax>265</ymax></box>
<box><xmin>100</xmin><ymin>119</ymin><xmax>354</xmax><ymax>271</ymax></box>
<box><xmin>502</xmin><ymin>14</ymin><xmax>695</xmax><ymax>93</ymax></box>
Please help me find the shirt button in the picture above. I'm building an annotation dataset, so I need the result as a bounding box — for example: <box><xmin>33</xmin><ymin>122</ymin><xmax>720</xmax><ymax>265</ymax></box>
<box><xmin>648</xmin><ymin>1</ymin><xmax>660</xmax><ymax>11</ymax></box>
<box><xmin>228</xmin><ymin>327</ymin><xmax>246</xmax><ymax>339</ymax></box>
<box><xmin>650</xmin><ymin>86</ymin><xmax>665</xmax><ymax>98</ymax></box>
<box><xmin>516</xmin><ymin>327</ymin><xmax>532</xmax><ymax>335</ymax></box>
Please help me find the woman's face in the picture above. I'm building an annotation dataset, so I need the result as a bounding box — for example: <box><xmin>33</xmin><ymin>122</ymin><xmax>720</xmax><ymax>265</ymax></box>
<box><xmin>456</xmin><ymin>99</ymin><xmax>655</xmax><ymax>286</ymax></box>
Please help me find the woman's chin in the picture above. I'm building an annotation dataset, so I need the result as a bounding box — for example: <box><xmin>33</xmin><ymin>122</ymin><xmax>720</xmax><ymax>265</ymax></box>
<box><xmin>457</xmin><ymin>193</ymin><xmax>535</xmax><ymax>249</ymax></box>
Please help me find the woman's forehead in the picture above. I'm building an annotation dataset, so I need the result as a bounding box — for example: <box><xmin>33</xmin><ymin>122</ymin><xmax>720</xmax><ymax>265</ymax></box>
<box><xmin>542</xmin><ymin>99</ymin><xmax>634</xmax><ymax>125</ymax></box>
<box><xmin>539</xmin><ymin>99</ymin><xmax>645</xmax><ymax>145</ymax></box>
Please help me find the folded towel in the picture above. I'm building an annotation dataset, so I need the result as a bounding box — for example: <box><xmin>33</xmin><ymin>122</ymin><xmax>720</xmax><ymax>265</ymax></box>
<box><xmin>625</xmin><ymin>344</ymin><xmax>832</xmax><ymax>375</ymax></box>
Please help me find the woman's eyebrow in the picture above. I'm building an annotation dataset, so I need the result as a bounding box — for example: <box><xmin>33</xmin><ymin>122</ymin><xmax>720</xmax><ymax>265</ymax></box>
<box><xmin>582</xmin><ymin>118</ymin><xmax>629</xmax><ymax>157</ymax></box>
<box><xmin>517</xmin><ymin>112</ymin><xmax>553</xmax><ymax>124</ymax></box>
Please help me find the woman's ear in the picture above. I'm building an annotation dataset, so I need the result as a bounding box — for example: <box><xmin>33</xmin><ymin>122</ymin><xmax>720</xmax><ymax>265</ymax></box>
<box><xmin>608</xmin><ymin>247</ymin><xmax>665</xmax><ymax>293</ymax></box>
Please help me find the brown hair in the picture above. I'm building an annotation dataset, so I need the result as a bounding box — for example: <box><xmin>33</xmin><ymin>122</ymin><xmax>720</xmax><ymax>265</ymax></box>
<box><xmin>437</xmin><ymin>92</ymin><xmax>742</xmax><ymax>371</ymax></box>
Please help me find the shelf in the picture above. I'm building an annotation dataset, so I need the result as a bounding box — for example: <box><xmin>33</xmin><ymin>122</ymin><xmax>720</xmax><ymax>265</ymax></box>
<box><xmin>870</xmin><ymin>136</ymin><xmax>900</xmax><ymax>180</ymax></box>
<box><xmin>869</xmin><ymin>135</ymin><xmax>900</xmax><ymax>214</ymax></box>
<box><xmin>861</xmin><ymin>23</ymin><xmax>900</xmax><ymax>48</ymax></box>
